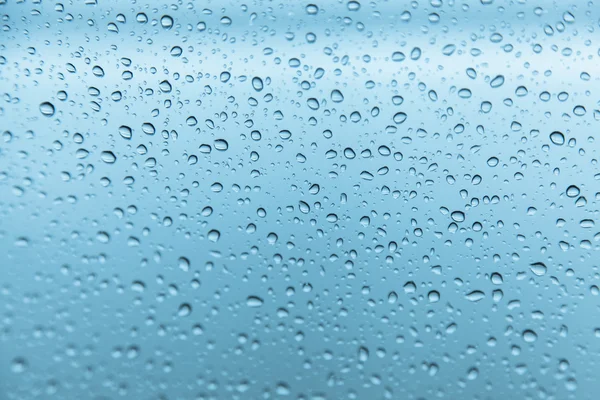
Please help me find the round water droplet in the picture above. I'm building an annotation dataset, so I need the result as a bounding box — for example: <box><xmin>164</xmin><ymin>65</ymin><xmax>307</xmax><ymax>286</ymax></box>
<box><xmin>522</xmin><ymin>329</ymin><xmax>537</xmax><ymax>343</ymax></box>
<box><xmin>161</xmin><ymin>15</ymin><xmax>174</xmax><ymax>29</ymax></box>
<box><xmin>347</xmin><ymin>1</ymin><xmax>361</xmax><ymax>11</ymax></box>
<box><xmin>314</xmin><ymin>68</ymin><xmax>325</xmax><ymax>79</ymax></box>
<box><xmin>331</xmin><ymin>89</ymin><xmax>344</xmax><ymax>103</ymax></box>
<box><xmin>131</xmin><ymin>281</ymin><xmax>145</xmax><ymax>292</ymax></box>
<box><xmin>549</xmin><ymin>131</ymin><xmax>565</xmax><ymax>145</ymax></box>
<box><xmin>307</xmin><ymin>98</ymin><xmax>320</xmax><ymax>110</ymax></box>
<box><xmin>299</xmin><ymin>201</ymin><xmax>310</xmax><ymax>214</ymax></box>
<box><xmin>214</xmin><ymin>139</ymin><xmax>229</xmax><ymax>151</ymax></box>
<box><xmin>566</xmin><ymin>185</ymin><xmax>580</xmax><ymax>198</ymax></box>
<box><xmin>392</xmin><ymin>51</ymin><xmax>406</xmax><ymax>62</ymax></box>
<box><xmin>208</xmin><ymin>229</ymin><xmax>220</xmax><ymax>242</ymax></box>
<box><xmin>410</xmin><ymin>47</ymin><xmax>422</xmax><ymax>60</ymax></box>
<box><xmin>40</xmin><ymin>102</ymin><xmax>55</xmax><ymax>116</ymax></box>
<box><xmin>178</xmin><ymin>303</ymin><xmax>192</xmax><ymax>317</ymax></box>
<box><xmin>92</xmin><ymin>65</ymin><xmax>105</xmax><ymax>77</ymax></box>
<box><xmin>142</xmin><ymin>123</ymin><xmax>156</xmax><ymax>135</ymax></box>
<box><xmin>159</xmin><ymin>80</ymin><xmax>172</xmax><ymax>93</ymax></box>
<box><xmin>344</xmin><ymin>148</ymin><xmax>356</xmax><ymax>159</ymax></box>
<box><xmin>11</xmin><ymin>358</ymin><xmax>27</xmax><ymax>374</ymax></box>
<box><xmin>404</xmin><ymin>281</ymin><xmax>416</xmax><ymax>293</ymax></box>
<box><xmin>252</xmin><ymin>77</ymin><xmax>264</xmax><ymax>92</ymax></box>
<box><xmin>428</xmin><ymin>290</ymin><xmax>440</xmax><ymax>303</ymax></box>
<box><xmin>442</xmin><ymin>44</ymin><xmax>456</xmax><ymax>55</ymax></box>
<box><xmin>136</xmin><ymin>12</ymin><xmax>148</xmax><ymax>23</ymax></box>
<box><xmin>119</xmin><ymin>125</ymin><xmax>132</xmax><ymax>140</ymax></box>
<box><xmin>101</xmin><ymin>151</ymin><xmax>116</xmax><ymax>164</ymax></box>
<box><xmin>358</xmin><ymin>346</ymin><xmax>369</xmax><ymax>362</ymax></box>
<box><xmin>393</xmin><ymin>112</ymin><xmax>407</xmax><ymax>124</ymax></box>
<box><xmin>178</xmin><ymin>257</ymin><xmax>190</xmax><ymax>272</ymax></box>
<box><xmin>279</xmin><ymin>130</ymin><xmax>292</xmax><ymax>140</ymax></box>
<box><xmin>96</xmin><ymin>231</ymin><xmax>110</xmax><ymax>243</ymax></box>
<box><xmin>246</xmin><ymin>296</ymin><xmax>264</xmax><ymax>307</ymax></box>
<box><xmin>306</xmin><ymin>4</ymin><xmax>319</xmax><ymax>14</ymax></box>
<box><xmin>451</xmin><ymin>211</ymin><xmax>465</xmax><ymax>222</ymax></box>
<box><xmin>487</xmin><ymin>157</ymin><xmax>499</xmax><ymax>167</ymax></box>
<box><xmin>490</xmin><ymin>75</ymin><xmax>505</xmax><ymax>88</ymax></box>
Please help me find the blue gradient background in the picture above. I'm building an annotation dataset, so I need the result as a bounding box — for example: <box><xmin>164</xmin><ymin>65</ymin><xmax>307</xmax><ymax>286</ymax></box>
<box><xmin>1</xmin><ymin>1</ymin><xmax>600</xmax><ymax>399</ymax></box>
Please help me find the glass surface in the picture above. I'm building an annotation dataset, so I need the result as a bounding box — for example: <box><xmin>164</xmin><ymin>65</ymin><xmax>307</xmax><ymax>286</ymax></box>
<box><xmin>1</xmin><ymin>1</ymin><xmax>599</xmax><ymax>399</ymax></box>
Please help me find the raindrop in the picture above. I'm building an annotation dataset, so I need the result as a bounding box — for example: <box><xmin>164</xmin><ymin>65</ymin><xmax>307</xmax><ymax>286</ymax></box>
<box><xmin>529</xmin><ymin>262</ymin><xmax>547</xmax><ymax>276</ymax></box>
<box><xmin>566</xmin><ymin>185</ymin><xmax>580</xmax><ymax>198</ymax></box>
<box><xmin>252</xmin><ymin>77</ymin><xmax>264</xmax><ymax>91</ymax></box>
<box><xmin>142</xmin><ymin>123</ymin><xmax>156</xmax><ymax>135</ymax></box>
<box><xmin>347</xmin><ymin>1</ymin><xmax>361</xmax><ymax>11</ymax></box>
<box><xmin>178</xmin><ymin>257</ymin><xmax>190</xmax><ymax>272</ymax></box>
<box><xmin>118</xmin><ymin>125</ymin><xmax>132</xmax><ymax>140</ymax></box>
<box><xmin>101</xmin><ymin>151</ymin><xmax>116</xmax><ymax>164</ymax></box>
<box><xmin>465</xmin><ymin>290</ymin><xmax>485</xmax><ymax>302</ymax></box>
<box><xmin>11</xmin><ymin>358</ymin><xmax>27</xmax><ymax>374</ymax></box>
<box><xmin>451</xmin><ymin>211</ymin><xmax>465</xmax><ymax>222</ymax></box>
<box><xmin>392</xmin><ymin>51</ymin><xmax>406</xmax><ymax>62</ymax></box>
<box><xmin>161</xmin><ymin>15</ymin><xmax>174</xmax><ymax>29</ymax></box>
<box><xmin>331</xmin><ymin>89</ymin><xmax>344</xmax><ymax>102</ymax></box>
<box><xmin>247</xmin><ymin>296</ymin><xmax>264</xmax><ymax>307</ymax></box>
<box><xmin>549</xmin><ymin>131</ymin><xmax>565</xmax><ymax>145</ymax></box>
<box><xmin>490</xmin><ymin>75</ymin><xmax>505</xmax><ymax>88</ymax></box>
<box><xmin>522</xmin><ymin>330</ymin><xmax>538</xmax><ymax>343</ymax></box>
<box><xmin>39</xmin><ymin>102</ymin><xmax>55</xmax><ymax>117</ymax></box>
<box><xmin>177</xmin><ymin>303</ymin><xmax>192</xmax><ymax>317</ymax></box>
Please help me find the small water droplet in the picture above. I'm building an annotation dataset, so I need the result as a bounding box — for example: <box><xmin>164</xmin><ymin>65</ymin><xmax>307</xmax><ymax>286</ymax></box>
<box><xmin>39</xmin><ymin>102</ymin><xmax>55</xmax><ymax>116</ymax></box>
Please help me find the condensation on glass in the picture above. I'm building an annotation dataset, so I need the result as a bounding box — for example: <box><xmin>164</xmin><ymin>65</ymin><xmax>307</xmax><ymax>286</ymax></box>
<box><xmin>0</xmin><ymin>1</ymin><xmax>598</xmax><ymax>399</ymax></box>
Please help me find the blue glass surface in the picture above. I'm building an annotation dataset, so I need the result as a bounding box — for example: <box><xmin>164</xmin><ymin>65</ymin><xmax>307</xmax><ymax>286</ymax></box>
<box><xmin>1</xmin><ymin>1</ymin><xmax>599</xmax><ymax>399</ymax></box>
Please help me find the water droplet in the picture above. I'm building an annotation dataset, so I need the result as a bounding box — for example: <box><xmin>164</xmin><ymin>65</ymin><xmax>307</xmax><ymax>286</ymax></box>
<box><xmin>566</xmin><ymin>185</ymin><xmax>580</xmax><ymax>198</ymax></box>
<box><xmin>358</xmin><ymin>346</ymin><xmax>369</xmax><ymax>362</ymax></box>
<box><xmin>550</xmin><ymin>131</ymin><xmax>565</xmax><ymax>145</ymax></box>
<box><xmin>490</xmin><ymin>75</ymin><xmax>505</xmax><ymax>88</ymax></box>
<box><xmin>522</xmin><ymin>329</ymin><xmax>538</xmax><ymax>343</ymax></box>
<box><xmin>142</xmin><ymin>123</ymin><xmax>156</xmax><ymax>135</ymax></box>
<box><xmin>331</xmin><ymin>89</ymin><xmax>344</xmax><ymax>103</ymax></box>
<box><xmin>11</xmin><ymin>358</ymin><xmax>27</xmax><ymax>374</ymax></box>
<box><xmin>39</xmin><ymin>102</ymin><xmax>55</xmax><ymax>116</ymax></box>
<box><xmin>177</xmin><ymin>303</ymin><xmax>192</xmax><ymax>317</ymax></box>
<box><xmin>393</xmin><ymin>112</ymin><xmax>407</xmax><ymax>124</ymax></box>
<box><xmin>101</xmin><ymin>151</ymin><xmax>116</xmax><ymax>164</ymax></box>
<box><xmin>428</xmin><ymin>290</ymin><xmax>440</xmax><ymax>303</ymax></box>
<box><xmin>131</xmin><ymin>281</ymin><xmax>146</xmax><ymax>292</ymax></box>
<box><xmin>392</xmin><ymin>51</ymin><xmax>406</xmax><ymax>62</ymax></box>
<box><xmin>208</xmin><ymin>229</ymin><xmax>220</xmax><ymax>242</ymax></box>
<box><xmin>178</xmin><ymin>257</ymin><xmax>190</xmax><ymax>272</ymax></box>
<box><xmin>529</xmin><ymin>262</ymin><xmax>547</xmax><ymax>276</ymax></box>
<box><xmin>159</xmin><ymin>80</ymin><xmax>172</xmax><ymax>93</ymax></box>
<box><xmin>161</xmin><ymin>15</ymin><xmax>174</xmax><ymax>29</ymax></box>
<box><xmin>347</xmin><ymin>1</ymin><xmax>361</xmax><ymax>11</ymax></box>
<box><xmin>465</xmin><ymin>290</ymin><xmax>485</xmax><ymax>302</ymax></box>
<box><xmin>306</xmin><ymin>4</ymin><xmax>319</xmax><ymax>15</ymax></box>
<box><xmin>451</xmin><ymin>211</ymin><xmax>465</xmax><ymax>222</ymax></box>
<box><xmin>246</xmin><ymin>296</ymin><xmax>264</xmax><ymax>307</ymax></box>
<box><xmin>118</xmin><ymin>125</ymin><xmax>132</xmax><ymax>140</ymax></box>
<box><xmin>252</xmin><ymin>77</ymin><xmax>264</xmax><ymax>91</ymax></box>
<box><xmin>214</xmin><ymin>139</ymin><xmax>229</xmax><ymax>151</ymax></box>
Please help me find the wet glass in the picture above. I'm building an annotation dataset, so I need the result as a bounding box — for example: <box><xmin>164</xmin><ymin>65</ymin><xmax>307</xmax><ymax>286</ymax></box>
<box><xmin>1</xmin><ymin>1</ymin><xmax>599</xmax><ymax>399</ymax></box>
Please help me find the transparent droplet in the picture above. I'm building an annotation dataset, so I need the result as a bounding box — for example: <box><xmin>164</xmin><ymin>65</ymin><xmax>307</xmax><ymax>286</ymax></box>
<box><xmin>39</xmin><ymin>102</ymin><xmax>55</xmax><ymax>117</ymax></box>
